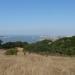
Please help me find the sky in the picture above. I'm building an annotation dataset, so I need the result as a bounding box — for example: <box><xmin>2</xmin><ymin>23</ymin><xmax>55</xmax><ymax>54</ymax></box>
<box><xmin>0</xmin><ymin>0</ymin><xmax>75</xmax><ymax>36</ymax></box>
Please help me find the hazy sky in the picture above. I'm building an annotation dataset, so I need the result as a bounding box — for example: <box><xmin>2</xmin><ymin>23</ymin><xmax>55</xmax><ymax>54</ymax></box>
<box><xmin>0</xmin><ymin>0</ymin><xmax>75</xmax><ymax>36</ymax></box>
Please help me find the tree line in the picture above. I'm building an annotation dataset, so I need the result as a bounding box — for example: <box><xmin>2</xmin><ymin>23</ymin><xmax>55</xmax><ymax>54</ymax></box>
<box><xmin>0</xmin><ymin>36</ymin><xmax>75</xmax><ymax>56</ymax></box>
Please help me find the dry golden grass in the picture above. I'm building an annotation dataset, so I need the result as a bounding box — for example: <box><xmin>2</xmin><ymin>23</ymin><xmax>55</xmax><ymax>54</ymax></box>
<box><xmin>0</xmin><ymin>50</ymin><xmax>75</xmax><ymax>75</ymax></box>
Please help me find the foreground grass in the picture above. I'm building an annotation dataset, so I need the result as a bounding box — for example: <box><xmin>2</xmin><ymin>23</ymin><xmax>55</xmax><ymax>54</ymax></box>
<box><xmin>0</xmin><ymin>52</ymin><xmax>75</xmax><ymax>75</ymax></box>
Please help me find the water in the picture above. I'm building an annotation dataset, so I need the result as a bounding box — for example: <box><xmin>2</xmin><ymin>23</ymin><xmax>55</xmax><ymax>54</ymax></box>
<box><xmin>0</xmin><ymin>35</ymin><xmax>41</xmax><ymax>43</ymax></box>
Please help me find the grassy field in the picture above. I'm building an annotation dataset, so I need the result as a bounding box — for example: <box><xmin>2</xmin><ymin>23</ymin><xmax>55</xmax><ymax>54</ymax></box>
<box><xmin>0</xmin><ymin>50</ymin><xmax>75</xmax><ymax>75</ymax></box>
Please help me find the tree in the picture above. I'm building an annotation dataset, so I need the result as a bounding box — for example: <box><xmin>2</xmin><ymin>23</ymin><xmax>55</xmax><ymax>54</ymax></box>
<box><xmin>0</xmin><ymin>40</ymin><xmax>3</xmax><ymax>48</ymax></box>
<box><xmin>0</xmin><ymin>40</ymin><xmax>2</xmax><ymax>45</ymax></box>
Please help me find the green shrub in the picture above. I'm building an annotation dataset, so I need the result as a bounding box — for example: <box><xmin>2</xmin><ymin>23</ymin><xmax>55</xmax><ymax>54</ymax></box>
<box><xmin>2</xmin><ymin>36</ymin><xmax>75</xmax><ymax>56</ymax></box>
<box><xmin>2</xmin><ymin>41</ymin><xmax>28</xmax><ymax>49</ymax></box>
<box><xmin>5</xmin><ymin>48</ymin><xmax>18</xmax><ymax>55</ymax></box>
<box><xmin>24</xmin><ymin>37</ymin><xmax>75</xmax><ymax>56</ymax></box>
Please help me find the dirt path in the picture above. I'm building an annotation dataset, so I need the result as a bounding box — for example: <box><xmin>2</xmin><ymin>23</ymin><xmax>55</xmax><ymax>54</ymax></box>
<box><xmin>17</xmin><ymin>47</ymin><xmax>24</xmax><ymax>56</ymax></box>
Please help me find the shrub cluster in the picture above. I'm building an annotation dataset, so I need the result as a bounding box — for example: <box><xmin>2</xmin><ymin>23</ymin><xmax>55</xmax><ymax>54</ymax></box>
<box><xmin>1</xmin><ymin>36</ymin><xmax>75</xmax><ymax>56</ymax></box>
<box><xmin>2</xmin><ymin>41</ymin><xmax>28</xmax><ymax>49</ymax></box>
<box><xmin>5</xmin><ymin>48</ymin><xmax>18</xmax><ymax>55</ymax></box>
<box><xmin>24</xmin><ymin>36</ymin><xmax>75</xmax><ymax>56</ymax></box>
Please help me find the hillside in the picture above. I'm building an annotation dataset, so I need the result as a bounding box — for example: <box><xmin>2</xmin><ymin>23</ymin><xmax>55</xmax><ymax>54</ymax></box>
<box><xmin>0</xmin><ymin>36</ymin><xmax>75</xmax><ymax>75</ymax></box>
<box><xmin>0</xmin><ymin>52</ymin><xmax>75</xmax><ymax>75</ymax></box>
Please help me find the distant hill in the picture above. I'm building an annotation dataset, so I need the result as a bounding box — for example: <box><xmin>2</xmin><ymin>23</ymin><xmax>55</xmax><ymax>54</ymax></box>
<box><xmin>24</xmin><ymin>36</ymin><xmax>75</xmax><ymax>56</ymax></box>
